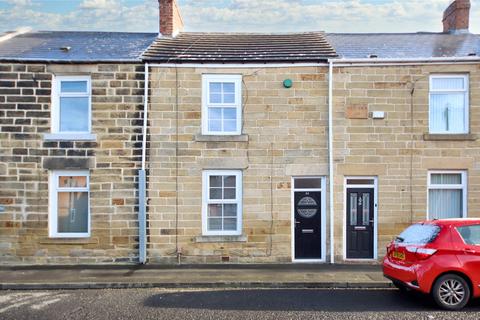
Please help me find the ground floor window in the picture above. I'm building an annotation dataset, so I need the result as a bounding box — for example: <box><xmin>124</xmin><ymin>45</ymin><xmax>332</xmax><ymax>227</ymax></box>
<box><xmin>49</xmin><ymin>170</ymin><xmax>90</xmax><ymax>237</ymax></box>
<box><xmin>202</xmin><ymin>170</ymin><xmax>242</xmax><ymax>236</ymax></box>
<box><xmin>428</xmin><ymin>171</ymin><xmax>467</xmax><ymax>219</ymax></box>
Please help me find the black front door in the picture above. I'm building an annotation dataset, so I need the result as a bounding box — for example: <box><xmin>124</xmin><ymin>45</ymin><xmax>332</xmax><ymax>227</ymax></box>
<box><xmin>346</xmin><ymin>188</ymin><xmax>374</xmax><ymax>259</ymax></box>
<box><xmin>294</xmin><ymin>191</ymin><xmax>322</xmax><ymax>260</ymax></box>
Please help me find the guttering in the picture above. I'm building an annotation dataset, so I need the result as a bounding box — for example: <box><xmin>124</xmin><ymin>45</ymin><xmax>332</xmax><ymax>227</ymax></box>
<box><xmin>328</xmin><ymin>60</ymin><xmax>335</xmax><ymax>264</ymax></box>
<box><xmin>332</xmin><ymin>56</ymin><xmax>480</xmax><ymax>63</ymax></box>
<box><xmin>148</xmin><ymin>62</ymin><xmax>329</xmax><ymax>68</ymax></box>
<box><xmin>0</xmin><ymin>58</ymin><xmax>143</xmax><ymax>64</ymax></box>
<box><xmin>332</xmin><ymin>56</ymin><xmax>480</xmax><ymax>67</ymax></box>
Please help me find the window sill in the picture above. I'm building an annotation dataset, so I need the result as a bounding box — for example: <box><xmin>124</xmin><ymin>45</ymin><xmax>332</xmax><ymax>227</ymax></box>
<box><xmin>423</xmin><ymin>133</ymin><xmax>477</xmax><ymax>141</ymax></box>
<box><xmin>195</xmin><ymin>134</ymin><xmax>248</xmax><ymax>143</ymax></box>
<box><xmin>40</xmin><ymin>238</ymin><xmax>97</xmax><ymax>245</ymax></box>
<box><xmin>43</xmin><ymin>133</ymin><xmax>97</xmax><ymax>141</ymax></box>
<box><xmin>194</xmin><ymin>235</ymin><xmax>247</xmax><ymax>243</ymax></box>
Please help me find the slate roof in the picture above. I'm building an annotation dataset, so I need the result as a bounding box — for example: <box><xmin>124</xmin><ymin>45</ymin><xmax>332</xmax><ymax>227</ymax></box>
<box><xmin>142</xmin><ymin>32</ymin><xmax>338</xmax><ymax>63</ymax></box>
<box><xmin>0</xmin><ymin>31</ymin><xmax>157</xmax><ymax>62</ymax></box>
<box><xmin>326</xmin><ymin>33</ymin><xmax>480</xmax><ymax>59</ymax></box>
<box><xmin>0</xmin><ymin>30</ymin><xmax>479</xmax><ymax>63</ymax></box>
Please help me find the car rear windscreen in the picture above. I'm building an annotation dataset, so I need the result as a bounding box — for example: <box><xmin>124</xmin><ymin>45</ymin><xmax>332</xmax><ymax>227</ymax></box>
<box><xmin>395</xmin><ymin>224</ymin><xmax>441</xmax><ymax>245</ymax></box>
<box><xmin>457</xmin><ymin>225</ymin><xmax>480</xmax><ymax>245</ymax></box>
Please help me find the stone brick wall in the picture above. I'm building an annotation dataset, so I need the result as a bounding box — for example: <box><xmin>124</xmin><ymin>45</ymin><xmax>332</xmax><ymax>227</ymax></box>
<box><xmin>148</xmin><ymin>66</ymin><xmax>330</xmax><ymax>263</ymax></box>
<box><xmin>0</xmin><ymin>63</ymin><xmax>145</xmax><ymax>264</ymax></box>
<box><xmin>333</xmin><ymin>64</ymin><xmax>480</xmax><ymax>260</ymax></box>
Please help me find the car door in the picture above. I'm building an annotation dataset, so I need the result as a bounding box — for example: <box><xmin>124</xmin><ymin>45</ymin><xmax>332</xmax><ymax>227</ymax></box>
<box><xmin>455</xmin><ymin>224</ymin><xmax>480</xmax><ymax>291</ymax></box>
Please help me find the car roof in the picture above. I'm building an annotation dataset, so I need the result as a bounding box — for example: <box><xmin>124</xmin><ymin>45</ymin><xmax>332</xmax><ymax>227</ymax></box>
<box><xmin>422</xmin><ymin>219</ymin><xmax>480</xmax><ymax>227</ymax></box>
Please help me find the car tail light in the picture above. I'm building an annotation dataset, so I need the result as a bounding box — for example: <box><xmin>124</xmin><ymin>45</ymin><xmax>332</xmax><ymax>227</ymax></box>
<box><xmin>406</xmin><ymin>246</ymin><xmax>437</xmax><ymax>260</ymax></box>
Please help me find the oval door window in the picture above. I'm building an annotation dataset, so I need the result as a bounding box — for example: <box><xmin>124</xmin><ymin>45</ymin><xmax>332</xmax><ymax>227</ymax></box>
<box><xmin>297</xmin><ymin>196</ymin><xmax>318</xmax><ymax>218</ymax></box>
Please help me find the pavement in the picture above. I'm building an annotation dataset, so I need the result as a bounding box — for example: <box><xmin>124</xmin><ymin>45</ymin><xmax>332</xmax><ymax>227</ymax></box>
<box><xmin>0</xmin><ymin>264</ymin><xmax>390</xmax><ymax>290</ymax></box>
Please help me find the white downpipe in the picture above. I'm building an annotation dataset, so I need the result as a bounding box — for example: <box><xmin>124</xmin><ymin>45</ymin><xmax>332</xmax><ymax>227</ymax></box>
<box><xmin>138</xmin><ymin>63</ymin><xmax>149</xmax><ymax>264</ymax></box>
<box><xmin>141</xmin><ymin>63</ymin><xmax>149</xmax><ymax>170</ymax></box>
<box><xmin>328</xmin><ymin>60</ymin><xmax>335</xmax><ymax>264</ymax></box>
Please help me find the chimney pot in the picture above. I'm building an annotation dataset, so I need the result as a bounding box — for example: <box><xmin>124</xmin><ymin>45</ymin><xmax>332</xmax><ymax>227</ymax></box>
<box><xmin>159</xmin><ymin>0</ymin><xmax>184</xmax><ymax>37</ymax></box>
<box><xmin>442</xmin><ymin>0</ymin><xmax>471</xmax><ymax>33</ymax></box>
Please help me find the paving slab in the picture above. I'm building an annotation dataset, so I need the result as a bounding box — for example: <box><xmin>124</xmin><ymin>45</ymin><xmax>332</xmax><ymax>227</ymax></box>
<box><xmin>0</xmin><ymin>264</ymin><xmax>391</xmax><ymax>290</ymax></box>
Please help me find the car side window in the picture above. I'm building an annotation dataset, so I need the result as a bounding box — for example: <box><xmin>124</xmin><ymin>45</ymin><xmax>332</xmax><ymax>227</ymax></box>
<box><xmin>457</xmin><ymin>225</ymin><xmax>480</xmax><ymax>245</ymax></box>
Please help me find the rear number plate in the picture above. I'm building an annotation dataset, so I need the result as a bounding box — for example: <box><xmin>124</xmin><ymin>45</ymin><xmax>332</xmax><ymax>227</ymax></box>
<box><xmin>392</xmin><ymin>251</ymin><xmax>405</xmax><ymax>260</ymax></box>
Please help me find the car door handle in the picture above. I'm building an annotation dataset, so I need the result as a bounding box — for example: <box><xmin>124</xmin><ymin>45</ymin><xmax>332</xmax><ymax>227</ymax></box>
<box><xmin>464</xmin><ymin>249</ymin><xmax>477</xmax><ymax>254</ymax></box>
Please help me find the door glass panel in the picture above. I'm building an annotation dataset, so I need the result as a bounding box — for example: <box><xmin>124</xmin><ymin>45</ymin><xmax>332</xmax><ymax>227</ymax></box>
<box><xmin>294</xmin><ymin>178</ymin><xmax>322</xmax><ymax>189</ymax></box>
<box><xmin>346</xmin><ymin>179</ymin><xmax>374</xmax><ymax>185</ymax></box>
<box><xmin>350</xmin><ymin>193</ymin><xmax>357</xmax><ymax>226</ymax></box>
<box><xmin>362</xmin><ymin>193</ymin><xmax>370</xmax><ymax>226</ymax></box>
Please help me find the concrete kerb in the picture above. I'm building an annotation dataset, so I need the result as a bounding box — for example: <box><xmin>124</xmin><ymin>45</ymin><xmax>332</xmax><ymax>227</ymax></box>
<box><xmin>0</xmin><ymin>281</ymin><xmax>393</xmax><ymax>291</ymax></box>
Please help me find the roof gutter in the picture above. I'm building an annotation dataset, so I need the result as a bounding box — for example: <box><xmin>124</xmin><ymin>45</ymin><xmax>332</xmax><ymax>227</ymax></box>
<box><xmin>331</xmin><ymin>56</ymin><xmax>480</xmax><ymax>66</ymax></box>
<box><xmin>0</xmin><ymin>58</ymin><xmax>143</xmax><ymax>64</ymax></box>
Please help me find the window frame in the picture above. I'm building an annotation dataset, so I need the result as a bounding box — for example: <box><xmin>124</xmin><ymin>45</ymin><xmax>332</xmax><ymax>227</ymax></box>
<box><xmin>428</xmin><ymin>74</ymin><xmax>469</xmax><ymax>134</ymax></box>
<box><xmin>202</xmin><ymin>170</ymin><xmax>243</xmax><ymax>236</ymax></box>
<box><xmin>49</xmin><ymin>170</ymin><xmax>91</xmax><ymax>238</ymax></box>
<box><xmin>51</xmin><ymin>75</ymin><xmax>92</xmax><ymax>135</ymax></box>
<box><xmin>427</xmin><ymin>170</ymin><xmax>467</xmax><ymax>220</ymax></box>
<box><xmin>201</xmin><ymin>74</ymin><xmax>242</xmax><ymax>136</ymax></box>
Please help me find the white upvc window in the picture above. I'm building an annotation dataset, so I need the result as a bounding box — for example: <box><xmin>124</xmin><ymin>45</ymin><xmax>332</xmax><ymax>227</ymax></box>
<box><xmin>49</xmin><ymin>170</ymin><xmax>90</xmax><ymax>238</ymax></box>
<box><xmin>429</xmin><ymin>74</ymin><xmax>469</xmax><ymax>134</ymax></box>
<box><xmin>427</xmin><ymin>171</ymin><xmax>467</xmax><ymax>220</ymax></box>
<box><xmin>52</xmin><ymin>75</ymin><xmax>92</xmax><ymax>135</ymax></box>
<box><xmin>202</xmin><ymin>74</ymin><xmax>242</xmax><ymax>135</ymax></box>
<box><xmin>202</xmin><ymin>170</ymin><xmax>242</xmax><ymax>236</ymax></box>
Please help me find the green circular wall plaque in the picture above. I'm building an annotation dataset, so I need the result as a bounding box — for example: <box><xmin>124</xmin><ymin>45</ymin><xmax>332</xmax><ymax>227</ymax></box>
<box><xmin>283</xmin><ymin>79</ymin><xmax>293</xmax><ymax>88</ymax></box>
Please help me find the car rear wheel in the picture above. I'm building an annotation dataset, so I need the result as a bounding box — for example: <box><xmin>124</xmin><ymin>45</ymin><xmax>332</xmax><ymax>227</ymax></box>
<box><xmin>432</xmin><ymin>274</ymin><xmax>470</xmax><ymax>311</ymax></box>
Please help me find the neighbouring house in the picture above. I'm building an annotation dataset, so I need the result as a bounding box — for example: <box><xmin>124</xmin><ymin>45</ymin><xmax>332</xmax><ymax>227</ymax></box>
<box><xmin>0</xmin><ymin>0</ymin><xmax>479</xmax><ymax>265</ymax></box>
<box><xmin>0</xmin><ymin>31</ymin><xmax>156</xmax><ymax>264</ymax></box>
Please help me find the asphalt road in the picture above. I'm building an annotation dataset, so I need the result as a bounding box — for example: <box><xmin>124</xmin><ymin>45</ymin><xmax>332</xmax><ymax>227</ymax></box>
<box><xmin>0</xmin><ymin>288</ymin><xmax>479</xmax><ymax>320</ymax></box>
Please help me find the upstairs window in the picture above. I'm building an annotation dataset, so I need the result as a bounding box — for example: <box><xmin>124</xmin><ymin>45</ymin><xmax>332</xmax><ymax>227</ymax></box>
<box><xmin>202</xmin><ymin>75</ymin><xmax>242</xmax><ymax>135</ymax></box>
<box><xmin>429</xmin><ymin>75</ymin><xmax>469</xmax><ymax>134</ymax></box>
<box><xmin>52</xmin><ymin>76</ymin><xmax>91</xmax><ymax>134</ymax></box>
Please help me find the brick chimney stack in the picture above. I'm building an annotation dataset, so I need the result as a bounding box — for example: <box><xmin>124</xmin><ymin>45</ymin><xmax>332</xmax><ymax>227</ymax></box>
<box><xmin>159</xmin><ymin>0</ymin><xmax>184</xmax><ymax>37</ymax></box>
<box><xmin>442</xmin><ymin>0</ymin><xmax>471</xmax><ymax>33</ymax></box>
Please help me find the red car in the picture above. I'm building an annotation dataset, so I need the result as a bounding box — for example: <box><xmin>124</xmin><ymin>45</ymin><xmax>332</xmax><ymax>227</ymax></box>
<box><xmin>383</xmin><ymin>219</ymin><xmax>480</xmax><ymax>310</ymax></box>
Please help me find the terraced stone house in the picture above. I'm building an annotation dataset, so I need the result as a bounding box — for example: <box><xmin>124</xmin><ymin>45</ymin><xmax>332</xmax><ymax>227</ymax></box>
<box><xmin>1</xmin><ymin>0</ymin><xmax>479</xmax><ymax>265</ymax></box>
